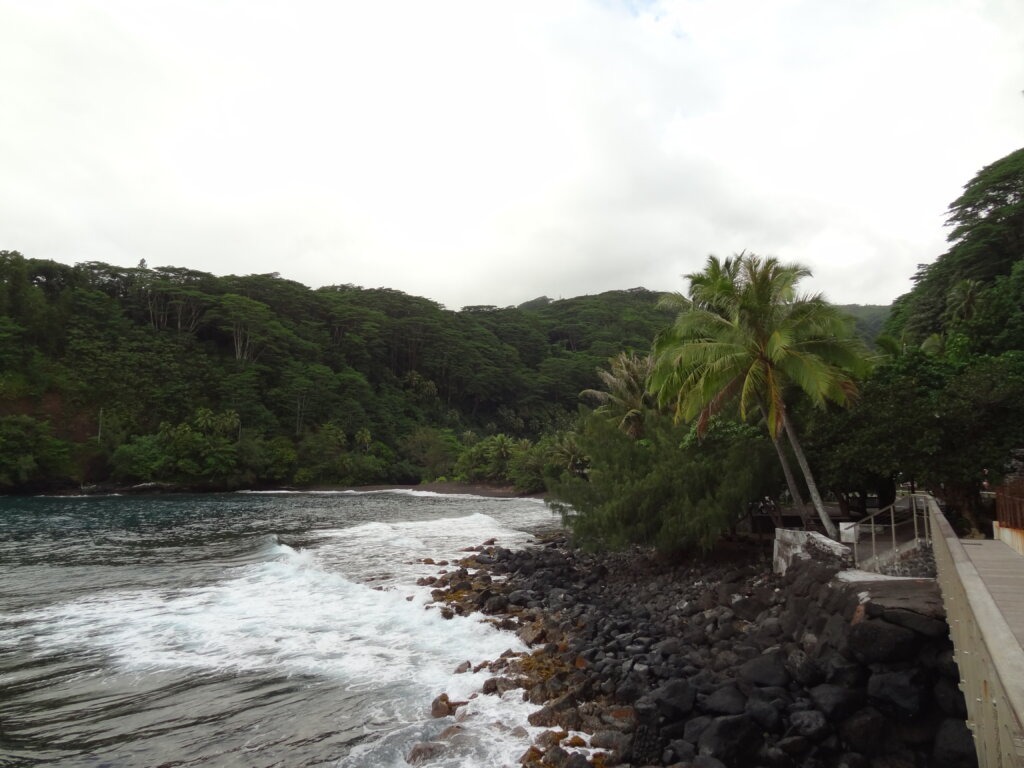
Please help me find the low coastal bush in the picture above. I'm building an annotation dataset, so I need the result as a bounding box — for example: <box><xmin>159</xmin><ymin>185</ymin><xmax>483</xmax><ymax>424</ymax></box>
<box><xmin>547</xmin><ymin>412</ymin><xmax>779</xmax><ymax>553</ymax></box>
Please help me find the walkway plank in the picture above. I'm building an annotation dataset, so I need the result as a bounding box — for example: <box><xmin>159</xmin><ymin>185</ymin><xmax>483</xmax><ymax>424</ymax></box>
<box><xmin>961</xmin><ymin>539</ymin><xmax>1024</xmax><ymax>651</ymax></box>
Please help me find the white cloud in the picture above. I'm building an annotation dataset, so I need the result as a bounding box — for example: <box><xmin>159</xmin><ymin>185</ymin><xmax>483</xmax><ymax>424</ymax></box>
<box><xmin>1</xmin><ymin>0</ymin><xmax>1022</xmax><ymax>310</ymax></box>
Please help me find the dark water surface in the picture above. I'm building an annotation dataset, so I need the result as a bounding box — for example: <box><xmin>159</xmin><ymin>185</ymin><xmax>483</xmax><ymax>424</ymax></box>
<box><xmin>0</xmin><ymin>491</ymin><xmax>555</xmax><ymax>767</ymax></box>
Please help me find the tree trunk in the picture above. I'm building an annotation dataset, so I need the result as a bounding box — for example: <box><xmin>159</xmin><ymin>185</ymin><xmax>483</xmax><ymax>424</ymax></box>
<box><xmin>781</xmin><ymin>410</ymin><xmax>838</xmax><ymax>539</ymax></box>
<box><xmin>771</xmin><ymin>433</ymin><xmax>809</xmax><ymax>528</ymax></box>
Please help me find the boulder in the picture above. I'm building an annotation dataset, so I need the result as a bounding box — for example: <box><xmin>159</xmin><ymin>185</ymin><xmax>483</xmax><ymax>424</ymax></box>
<box><xmin>684</xmin><ymin>715</ymin><xmax>713</xmax><ymax>744</ymax></box>
<box><xmin>430</xmin><ymin>693</ymin><xmax>467</xmax><ymax>717</ymax></box>
<box><xmin>847</xmin><ymin>620</ymin><xmax>917</xmax><ymax>663</ymax></box>
<box><xmin>703</xmin><ymin>683</ymin><xmax>747</xmax><ymax>715</ymax></box>
<box><xmin>834</xmin><ymin>752</ymin><xmax>871</xmax><ymax>768</ymax></box>
<box><xmin>636</xmin><ymin>678</ymin><xmax>696</xmax><ymax>719</ymax></box>
<box><xmin>839</xmin><ymin>707</ymin><xmax>888</xmax><ymax>756</ymax></box>
<box><xmin>809</xmin><ymin>683</ymin><xmax>865</xmax><ymax>720</ymax></box>
<box><xmin>518</xmin><ymin>622</ymin><xmax>547</xmax><ymax>646</ymax></box>
<box><xmin>483</xmin><ymin>594</ymin><xmax>509</xmax><ymax>613</ymax></box>
<box><xmin>933</xmin><ymin>676</ymin><xmax>968</xmax><ymax>718</ymax></box>
<box><xmin>786</xmin><ymin>648</ymin><xmax>825</xmax><ymax>686</ymax></box>
<box><xmin>406</xmin><ymin>741</ymin><xmax>445</xmax><ymax>765</ymax></box>
<box><xmin>589</xmin><ymin>730</ymin><xmax>630</xmax><ymax>752</ymax></box>
<box><xmin>867</xmin><ymin>668</ymin><xmax>925</xmax><ymax>717</ymax></box>
<box><xmin>697</xmin><ymin>714</ymin><xmax>763</xmax><ymax>766</ymax></box>
<box><xmin>508</xmin><ymin>589</ymin><xmax>532</xmax><ymax>606</ymax></box>
<box><xmin>789</xmin><ymin>709</ymin><xmax>830</xmax><ymax>740</ymax></box>
<box><xmin>931</xmin><ymin>717</ymin><xmax>978</xmax><ymax>768</ymax></box>
<box><xmin>539</xmin><ymin>744</ymin><xmax>569</xmax><ymax>766</ymax></box>
<box><xmin>613</xmin><ymin>673</ymin><xmax>646</xmax><ymax>704</ymax></box>
<box><xmin>693</xmin><ymin>755</ymin><xmax>728</xmax><ymax>768</ymax></box>
<box><xmin>745</xmin><ymin>697</ymin><xmax>783</xmax><ymax>732</ymax></box>
<box><xmin>878</xmin><ymin>607</ymin><xmax>949</xmax><ymax>638</ymax></box>
<box><xmin>664</xmin><ymin>738</ymin><xmax>697</xmax><ymax>763</ymax></box>
<box><xmin>528</xmin><ymin>693</ymin><xmax>581</xmax><ymax>730</ymax></box>
<box><xmin>739</xmin><ymin>648</ymin><xmax>790</xmax><ymax>687</ymax></box>
<box><xmin>482</xmin><ymin>676</ymin><xmax>519</xmax><ymax>696</ymax></box>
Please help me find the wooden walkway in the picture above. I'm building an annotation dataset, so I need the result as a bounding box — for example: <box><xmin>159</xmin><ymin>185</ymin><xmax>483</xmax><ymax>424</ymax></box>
<box><xmin>930</xmin><ymin>497</ymin><xmax>1024</xmax><ymax>766</ymax></box>
<box><xmin>960</xmin><ymin>539</ymin><xmax>1024</xmax><ymax>651</ymax></box>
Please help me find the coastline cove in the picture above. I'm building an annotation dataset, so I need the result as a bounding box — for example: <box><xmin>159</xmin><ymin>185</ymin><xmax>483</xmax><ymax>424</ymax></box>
<box><xmin>0</xmin><ymin>490</ymin><xmax>556</xmax><ymax>767</ymax></box>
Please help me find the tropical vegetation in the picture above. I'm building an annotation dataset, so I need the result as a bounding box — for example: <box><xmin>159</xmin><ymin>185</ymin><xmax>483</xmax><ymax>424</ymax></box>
<box><xmin>0</xmin><ymin>263</ymin><xmax>671</xmax><ymax>492</ymax></box>
<box><xmin>2</xmin><ymin>144</ymin><xmax>1022</xmax><ymax>550</ymax></box>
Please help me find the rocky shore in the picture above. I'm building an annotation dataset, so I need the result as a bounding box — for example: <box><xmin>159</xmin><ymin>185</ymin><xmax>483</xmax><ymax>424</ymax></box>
<box><xmin>414</xmin><ymin>532</ymin><xmax>977</xmax><ymax>768</ymax></box>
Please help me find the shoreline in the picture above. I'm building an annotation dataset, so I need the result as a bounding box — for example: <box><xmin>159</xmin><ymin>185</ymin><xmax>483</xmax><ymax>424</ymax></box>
<box><xmin>415</xmin><ymin>532</ymin><xmax>975</xmax><ymax>768</ymax></box>
<box><xmin>33</xmin><ymin>480</ymin><xmax>546</xmax><ymax>499</ymax></box>
<box><xmin>316</xmin><ymin>481</ymin><xmax>548</xmax><ymax>500</ymax></box>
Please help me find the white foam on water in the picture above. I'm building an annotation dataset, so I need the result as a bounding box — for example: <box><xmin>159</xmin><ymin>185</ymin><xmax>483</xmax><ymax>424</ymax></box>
<box><xmin>237</xmin><ymin>487</ymin><xmax>552</xmax><ymax>503</ymax></box>
<box><xmin>9</xmin><ymin>542</ymin><xmax>522</xmax><ymax>690</ymax></box>
<box><xmin>3</xmin><ymin>497</ymin><xmax>564</xmax><ymax>768</ymax></box>
<box><xmin>314</xmin><ymin>511</ymin><xmax>553</xmax><ymax>587</ymax></box>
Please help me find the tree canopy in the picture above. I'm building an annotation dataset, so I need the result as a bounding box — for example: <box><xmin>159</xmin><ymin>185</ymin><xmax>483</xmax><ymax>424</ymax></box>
<box><xmin>649</xmin><ymin>254</ymin><xmax>868</xmax><ymax>538</ymax></box>
<box><xmin>0</xmin><ymin>252</ymin><xmax>673</xmax><ymax>492</ymax></box>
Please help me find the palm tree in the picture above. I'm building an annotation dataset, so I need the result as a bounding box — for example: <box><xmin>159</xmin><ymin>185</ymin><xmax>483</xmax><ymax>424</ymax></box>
<box><xmin>650</xmin><ymin>254</ymin><xmax>867</xmax><ymax>539</ymax></box>
<box><xmin>581</xmin><ymin>351</ymin><xmax>656</xmax><ymax>439</ymax></box>
<box><xmin>946</xmin><ymin>278</ymin><xmax>983</xmax><ymax>324</ymax></box>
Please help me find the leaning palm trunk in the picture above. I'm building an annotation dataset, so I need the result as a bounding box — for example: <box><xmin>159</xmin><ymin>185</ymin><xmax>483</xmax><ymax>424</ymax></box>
<box><xmin>781</xmin><ymin>411</ymin><xmax>838</xmax><ymax>539</ymax></box>
<box><xmin>771</xmin><ymin>434</ymin><xmax>810</xmax><ymax>528</ymax></box>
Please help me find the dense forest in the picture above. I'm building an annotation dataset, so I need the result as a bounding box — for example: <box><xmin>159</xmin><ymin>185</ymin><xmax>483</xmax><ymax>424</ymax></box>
<box><xmin>547</xmin><ymin>147</ymin><xmax>1024</xmax><ymax>550</ymax></box>
<box><xmin>0</xmin><ymin>261</ymin><xmax>678</xmax><ymax>491</ymax></box>
<box><xmin>2</xmin><ymin>146</ymin><xmax>1021</xmax><ymax>553</ymax></box>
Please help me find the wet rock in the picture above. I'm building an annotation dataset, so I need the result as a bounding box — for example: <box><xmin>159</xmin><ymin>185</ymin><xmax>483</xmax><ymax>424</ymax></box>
<box><xmin>482</xmin><ymin>676</ymin><xmax>520</xmax><ymax>696</ymax></box>
<box><xmin>528</xmin><ymin>693</ymin><xmax>581</xmax><ymax>730</ymax></box>
<box><xmin>590</xmin><ymin>730</ymin><xmax>630</xmax><ymax>753</ymax></box>
<box><xmin>847</xmin><ymin>619</ymin><xmax>917</xmax><ymax>663</ymax></box>
<box><xmin>483</xmin><ymin>594</ymin><xmax>510</xmax><ymax>613</ymax></box>
<box><xmin>739</xmin><ymin>648</ymin><xmax>790</xmax><ymax>687</ymax></box>
<box><xmin>932</xmin><ymin>717</ymin><xmax>978</xmax><ymax>768</ymax></box>
<box><xmin>839</xmin><ymin>707</ymin><xmax>888</xmax><ymax>755</ymax></box>
<box><xmin>789</xmin><ymin>709</ymin><xmax>830</xmax><ymax>740</ymax></box>
<box><xmin>430</xmin><ymin>693</ymin><xmax>467</xmax><ymax>717</ymax></box>
<box><xmin>684</xmin><ymin>715</ymin><xmax>713</xmax><ymax>744</ymax></box>
<box><xmin>614</xmin><ymin>673</ymin><xmax>647</xmax><ymax>704</ymax></box>
<box><xmin>518</xmin><ymin>622</ymin><xmax>547</xmax><ymax>647</ymax></box>
<box><xmin>775</xmin><ymin>734</ymin><xmax>809</xmax><ymax>756</ymax></box>
<box><xmin>933</xmin><ymin>675</ymin><xmax>968</xmax><ymax>718</ymax></box>
<box><xmin>406</xmin><ymin>741</ymin><xmax>445</xmax><ymax>765</ymax></box>
<box><xmin>808</xmin><ymin>683</ymin><xmax>864</xmax><ymax>720</ymax></box>
<box><xmin>519</xmin><ymin>745</ymin><xmax>544</xmax><ymax>765</ymax></box>
<box><xmin>654</xmin><ymin>637</ymin><xmax>685</xmax><ymax>656</ymax></box>
<box><xmin>636</xmin><ymin>678</ymin><xmax>696</xmax><ymax>720</ymax></box>
<box><xmin>664</xmin><ymin>738</ymin><xmax>696</xmax><ymax>763</ymax></box>
<box><xmin>786</xmin><ymin>648</ymin><xmax>824</xmax><ymax>686</ymax></box>
<box><xmin>834</xmin><ymin>753</ymin><xmax>870</xmax><ymax>768</ymax></box>
<box><xmin>697</xmin><ymin>714</ymin><xmax>762</xmax><ymax>766</ymax></box>
<box><xmin>822</xmin><ymin>651</ymin><xmax>867</xmax><ymax>688</ymax></box>
<box><xmin>871</xmin><ymin>748</ymin><xmax>919</xmax><ymax>768</ymax></box>
<box><xmin>508</xmin><ymin>589</ymin><xmax>532</xmax><ymax>606</ymax></box>
<box><xmin>437</xmin><ymin>724</ymin><xmax>465</xmax><ymax>740</ymax></box>
<box><xmin>539</xmin><ymin>744</ymin><xmax>569</xmax><ymax>766</ymax></box>
<box><xmin>877</xmin><ymin>606</ymin><xmax>949</xmax><ymax>638</ymax></box>
<box><xmin>867</xmin><ymin>668</ymin><xmax>925</xmax><ymax>716</ymax></box>
<box><xmin>434</xmin><ymin>531</ymin><xmax>967</xmax><ymax>768</ymax></box>
<box><xmin>702</xmin><ymin>683</ymin><xmax>747</xmax><ymax>715</ymax></box>
<box><xmin>745</xmin><ymin>697</ymin><xmax>783</xmax><ymax>732</ymax></box>
<box><xmin>692</xmin><ymin>755</ymin><xmax>728</xmax><ymax>768</ymax></box>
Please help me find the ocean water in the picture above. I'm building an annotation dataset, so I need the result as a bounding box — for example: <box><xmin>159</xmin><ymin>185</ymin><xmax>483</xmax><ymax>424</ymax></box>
<box><xmin>0</xmin><ymin>491</ymin><xmax>560</xmax><ymax>767</ymax></box>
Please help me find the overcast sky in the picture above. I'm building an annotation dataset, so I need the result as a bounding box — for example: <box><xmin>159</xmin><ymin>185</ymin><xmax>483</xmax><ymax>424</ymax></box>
<box><xmin>2</xmin><ymin>1</ymin><xmax>1022</xmax><ymax>310</ymax></box>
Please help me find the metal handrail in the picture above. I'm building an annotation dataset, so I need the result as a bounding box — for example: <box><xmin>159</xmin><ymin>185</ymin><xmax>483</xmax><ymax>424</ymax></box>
<box><xmin>851</xmin><ymin>492</ymin><xmax>933</xmax><ymax>573</ymax></box>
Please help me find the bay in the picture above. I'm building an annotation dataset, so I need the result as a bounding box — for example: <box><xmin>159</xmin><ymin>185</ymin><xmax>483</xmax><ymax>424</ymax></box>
<box><xmin>0</xmin><ymin>490</ymin><xmax>558</xmax><ymax>767</ymax></box>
